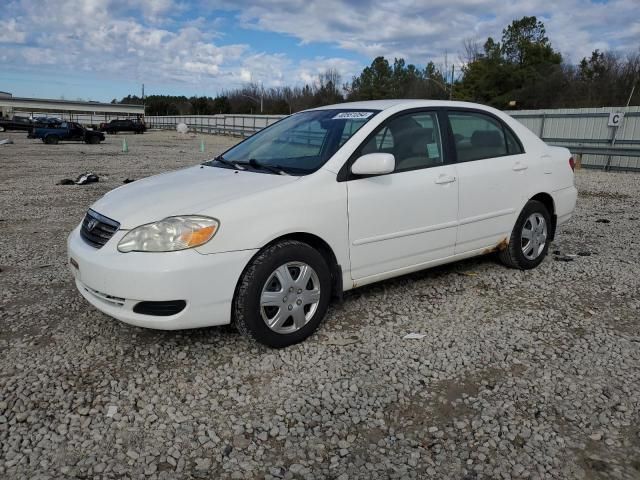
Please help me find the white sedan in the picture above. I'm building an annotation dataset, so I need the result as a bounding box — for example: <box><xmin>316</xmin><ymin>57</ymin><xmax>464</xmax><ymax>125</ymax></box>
<box><xmin>67</xmin><ymin>100</ymin><xmax>577</xmax><ymax>347</ymax></box>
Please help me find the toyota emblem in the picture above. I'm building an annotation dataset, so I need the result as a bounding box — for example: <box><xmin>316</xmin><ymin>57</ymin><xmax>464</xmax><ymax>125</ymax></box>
<box><xmin>86</xmin><ymin>218</ymin><xmax>98</xmax><ymax>231</ymax></box>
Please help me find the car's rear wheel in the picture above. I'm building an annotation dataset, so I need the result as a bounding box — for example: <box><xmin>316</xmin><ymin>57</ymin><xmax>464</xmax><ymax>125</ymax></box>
<box><xmin>499</xmin><ymin>200</ymin><xmax>551</xmax><ymax>269</ymax></box>
<box><xmin>233</xmin><ymin>240</ymin><xmax>331</xmax><ymax>348</ymax></box>
<box><xmin>86</xmin><ymin>136</ymin><xmax>100</xmax><ymax>144</ymax></box>
<box><xmin>45</xmin><ymin>135</ymin><xmax>59</xmax><ymax>145</ymax></box>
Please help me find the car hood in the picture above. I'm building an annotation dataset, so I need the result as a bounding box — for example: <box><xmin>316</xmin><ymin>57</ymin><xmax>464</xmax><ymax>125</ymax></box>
<box><xmin>91</xmin><ymin>165</ymin><xmax>300</xmax><ymax>229</ymax></box>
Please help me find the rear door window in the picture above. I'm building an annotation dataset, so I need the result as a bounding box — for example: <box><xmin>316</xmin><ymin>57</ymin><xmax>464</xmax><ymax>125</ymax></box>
<box><xmin>448</xmin><ymin>111</ymin><xmax>512</xmax><ymax>162</ymax></box>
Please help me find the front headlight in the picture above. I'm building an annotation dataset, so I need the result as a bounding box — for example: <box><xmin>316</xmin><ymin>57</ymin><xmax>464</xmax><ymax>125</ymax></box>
<box><xmin>117</xmin><ymin>216</ymin><xmax>219</xmax><ymax>253</ymax></box>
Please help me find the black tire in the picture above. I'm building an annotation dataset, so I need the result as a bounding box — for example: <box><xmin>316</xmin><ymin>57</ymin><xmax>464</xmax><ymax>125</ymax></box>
<box><xmin>233</xmin><ymin>240</ymin><xmax>332</xmax><ymax>348</ymax></box>
<box><xmin>45</xmin><ymin>135</ymin><xmax>59</xmax><ymax>145</ymax></box>
<box><xmin>86</xmin><ymin>136</ymin><xmax>100</xmax><ymax>144</ymax></box>
<box><xmin>499</xmin><ymin>200</ymin><xmax>552</xmax><ymax>269</ymax></box>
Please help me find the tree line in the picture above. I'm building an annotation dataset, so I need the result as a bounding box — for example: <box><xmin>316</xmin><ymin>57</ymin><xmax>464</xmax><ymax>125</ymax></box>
<box><xmin>113</xmin><ymin>16</ymin><xmax>639</xmax><ymax>115</ymax></box>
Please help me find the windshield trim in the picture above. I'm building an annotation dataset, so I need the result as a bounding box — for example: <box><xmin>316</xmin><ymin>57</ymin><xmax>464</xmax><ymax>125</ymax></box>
<box><xmin>203</xmin><ymin>108</ymin><xmax>381</xmax><ymax>176</ymax></box>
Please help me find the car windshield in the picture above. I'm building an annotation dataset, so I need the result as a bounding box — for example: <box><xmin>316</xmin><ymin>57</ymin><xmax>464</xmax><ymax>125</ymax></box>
<box><xmin>204</xmin><ymin>109</ymin><xmax>378</xmax><ymax>175</ymax></box>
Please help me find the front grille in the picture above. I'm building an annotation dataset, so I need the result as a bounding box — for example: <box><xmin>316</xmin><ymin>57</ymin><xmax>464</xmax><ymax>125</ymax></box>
<box><xmin>80</xmin><ymin>209</ymin><xmax>120</xmax><ymax>248</ymax></box>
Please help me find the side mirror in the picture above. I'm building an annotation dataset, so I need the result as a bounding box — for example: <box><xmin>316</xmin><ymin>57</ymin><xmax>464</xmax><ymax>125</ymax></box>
<box><xmin>351</xmin><ymin>153</ymin><xmax>395</xmax><ymax>176</ymax></box>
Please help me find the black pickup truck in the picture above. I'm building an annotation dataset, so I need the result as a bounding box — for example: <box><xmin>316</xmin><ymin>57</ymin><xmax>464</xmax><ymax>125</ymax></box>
<box><xmin>99</xmin><ymin>119</ymin><xmax>146</xmax><ymax>134</ymax></box>
<box><xmin>31</xmin><ymin>122</ymin><xmax>105</xmax><ymax>144</ymax></box>
<box><xmin>0</xmin><ymin>116</ymin><xmax>35</xmax><ymax>132</ymax></box>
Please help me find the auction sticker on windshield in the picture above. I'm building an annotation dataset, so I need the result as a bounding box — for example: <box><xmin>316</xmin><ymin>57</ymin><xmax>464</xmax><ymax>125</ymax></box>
<box><xmin>331</xmin><ymin>112</ymin><xmax>374</xmax><ymax>120</ymax></box>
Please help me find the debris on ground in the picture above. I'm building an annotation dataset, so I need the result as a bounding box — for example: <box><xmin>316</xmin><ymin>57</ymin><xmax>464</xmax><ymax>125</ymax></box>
<box><xmin>123</xmin><ymin>178</ymin><xmax>135</xmax><ymax>184</ymax></box>
<box><xmin>457</xmin><ymin>271</ymin><xmax>478</xmax><ymax>277</ymax></box>
<box><xmin>554</xmin><ymin>255</ymin><xmax>575</xmax><ymax>262</ymax></box>
<box><xmin>403</xmin><ymin>333</ymin><xmax>427</xmax><ymax>340</ymax></box>
<box><xmin>323</xmin><ymin>335</ymin><xmax>360</xmax><ymax>346</ymax></box>
<box><xmin>75</xmin><ymin>172</ymin><xmax>99</xmax><ymax>185</ymax></box>
<box><xmin>176</xmin><ymin>123</ymin><xmax>188</xmax><ymax>134</ymax></box>
<box><xmin>577</xmin><ymin>251</ymin><xmax>592</xmax><ymax>256</ymax></box>
<box><xmin>57</xmin><ymin>173</ymin><xmax>99</xmax><ymax>185</ymax></box>
<box><xmin>0</xmin><ymin>138</ymin><xmax>14</xmax><ymax>145</ymax></box>
<box><xmin>595</xmin><ymin>218</ymin><xmax>611</xmax><ymax>223</ymax></box>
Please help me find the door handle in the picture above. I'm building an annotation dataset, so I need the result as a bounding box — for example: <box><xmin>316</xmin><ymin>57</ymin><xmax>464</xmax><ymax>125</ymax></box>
<box><xmin>513</xmin><ymin>162</ymin><xmax>528</xmax><ymax>171</ymax></box>
<box><xmin>434</xmin><ymin>175</ymin><xmax>456</xmax><ymax>185</ymax></box>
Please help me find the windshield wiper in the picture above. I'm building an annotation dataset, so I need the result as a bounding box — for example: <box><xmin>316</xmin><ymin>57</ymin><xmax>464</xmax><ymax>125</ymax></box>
<box><xmin>239</xmin><ymin>159</ymin><xmax>290</xmax><ymax>176</ymax></box>
<box><xmin>213</xmin><ymin>155</ymin><xmax>245</xmax><ymax>170</ymax></box>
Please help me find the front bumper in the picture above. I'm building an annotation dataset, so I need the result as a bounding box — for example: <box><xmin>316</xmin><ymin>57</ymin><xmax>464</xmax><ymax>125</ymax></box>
<box><xmin>67</xmin><ymin>225</ymin><xmax>257</xmax><ymax>330</ymax></box>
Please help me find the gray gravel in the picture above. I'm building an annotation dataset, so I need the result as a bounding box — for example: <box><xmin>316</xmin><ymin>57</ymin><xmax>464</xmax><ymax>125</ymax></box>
<box><xmin>1</xmin><ymin>130</ymin><xmax>639</xmax><ymax>479</ymax></box>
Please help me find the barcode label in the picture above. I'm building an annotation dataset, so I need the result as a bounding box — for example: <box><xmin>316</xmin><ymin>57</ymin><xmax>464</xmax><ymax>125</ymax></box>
<box><xmin>331</xmin><ymin>111</ymin><xmax>374</xmax><ymax>120</ymax></box>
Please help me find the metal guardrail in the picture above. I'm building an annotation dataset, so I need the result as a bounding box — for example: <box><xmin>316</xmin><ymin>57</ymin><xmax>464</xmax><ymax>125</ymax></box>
<box><xmin>510</xmin><ymin>108</ymin><xmax>640</xmax><ymax>171</ymax></box>
<box><xmin>146</xmin><ymin>115</ymin><xmax>284</xmax><ymax>137</ymax></box>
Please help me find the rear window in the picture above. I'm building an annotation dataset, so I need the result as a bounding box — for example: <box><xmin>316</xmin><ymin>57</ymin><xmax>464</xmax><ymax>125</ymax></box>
<box><xmin>448</xmin><ymin>111</ymin><xmax>514</xmax><ymax>162</ymax></box>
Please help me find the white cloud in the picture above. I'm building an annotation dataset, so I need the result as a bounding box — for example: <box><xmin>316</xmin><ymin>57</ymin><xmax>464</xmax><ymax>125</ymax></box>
<box><xmin>0</xmin><ymin>0</ymin><xmax>254</xmax><ymax>89</ymax></box>
<box><xmin>229</xmin><ymin>0</ymin><xmax>639</xmax><ymax>65</ymax></box>
<box><xmin>0</xmin><ymin>0</ymin><xmax>363</xmax><ymax>94</ymax></box>
<box><xmin>0</xmin><ymin>19</ymin><xmax>27</xmax><ymax>43</ymax></box>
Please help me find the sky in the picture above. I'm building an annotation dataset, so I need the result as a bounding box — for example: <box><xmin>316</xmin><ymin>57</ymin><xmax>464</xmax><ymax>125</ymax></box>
<box><xmin>0</xmin><ymin>0</ymin><xmax>638</xmax><ymax>102</ymax></box>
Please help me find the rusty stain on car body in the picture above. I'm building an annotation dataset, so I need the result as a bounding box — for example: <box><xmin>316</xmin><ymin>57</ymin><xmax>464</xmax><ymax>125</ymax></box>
<box><xmin>482</xmin><ymin>238</ymin><xmax>509</xmax><ymax>255</ymax></box>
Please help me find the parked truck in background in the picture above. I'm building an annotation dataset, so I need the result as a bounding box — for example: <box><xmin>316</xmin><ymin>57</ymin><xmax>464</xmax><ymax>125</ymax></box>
<box><xmin>99</xmin><ymin>119</ymin><xmax>146</xmax><ymax>134</ymax></box>
<box><xmin>31</xmin><ymin>122</ymin><xmax>105</xmax><ymax>144</ymax></box>
<box><xmin>0</xmin><ymin>116</ymin><xmax>35</xmax><ymax>132</ymax></box>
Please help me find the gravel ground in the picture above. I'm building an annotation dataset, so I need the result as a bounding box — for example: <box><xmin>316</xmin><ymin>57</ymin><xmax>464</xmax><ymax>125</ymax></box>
<box><xmin>1</xmin><ymin>130</ymin><xmax>639</xmax><ymax>480</ymax></box>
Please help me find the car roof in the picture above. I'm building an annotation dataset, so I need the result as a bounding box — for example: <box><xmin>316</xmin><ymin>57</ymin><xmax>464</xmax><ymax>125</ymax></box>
<box><xmin>310</xmin><ymin>99</ymin><xmax>496</xmax><ymax>112</ymax></box>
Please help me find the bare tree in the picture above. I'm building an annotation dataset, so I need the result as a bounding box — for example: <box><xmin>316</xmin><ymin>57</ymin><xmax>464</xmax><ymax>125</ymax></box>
<box><xmin>462</xmin><ymin>38</ymin><xmax>482</xmax><ymax>64</ymax></box>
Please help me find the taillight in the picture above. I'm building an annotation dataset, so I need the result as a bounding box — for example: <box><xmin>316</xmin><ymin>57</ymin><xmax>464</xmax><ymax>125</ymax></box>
<box><xmin>569</xmin><ymin>157</ymin><xmax>575</xmax><ymax>171</ymax></box>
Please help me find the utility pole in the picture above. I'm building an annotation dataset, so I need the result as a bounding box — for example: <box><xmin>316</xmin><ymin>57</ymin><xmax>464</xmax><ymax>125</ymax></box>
<box><xmin>260</xmin><ymin>83</ymin><xmax>264</xmax><ymax>114</ymax></box>
<box><xmin>450</xmin><ymin>65</ymin><xmax>455</xmax><ymax>100</ymax></box>
<box><xmin>242</xmin><ymin>89</ymin><xmax>264</xmax><ymax>114</ymax></box>
<box><xmin>626</xmin><ymin>77</ymin><xmax>637</xmax><ymax>107</ymax></box>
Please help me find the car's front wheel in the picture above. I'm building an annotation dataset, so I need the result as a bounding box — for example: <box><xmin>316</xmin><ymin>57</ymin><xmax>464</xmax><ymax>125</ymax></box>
<box><xmin>233</xmin><ymin>240</ymin><xmax>332</xmax><ymax>348</ymax></box>
<box><xmin>499</xmin><ymin>200</ymin><xmax>551</xmax><ymax>269</ymax></box>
